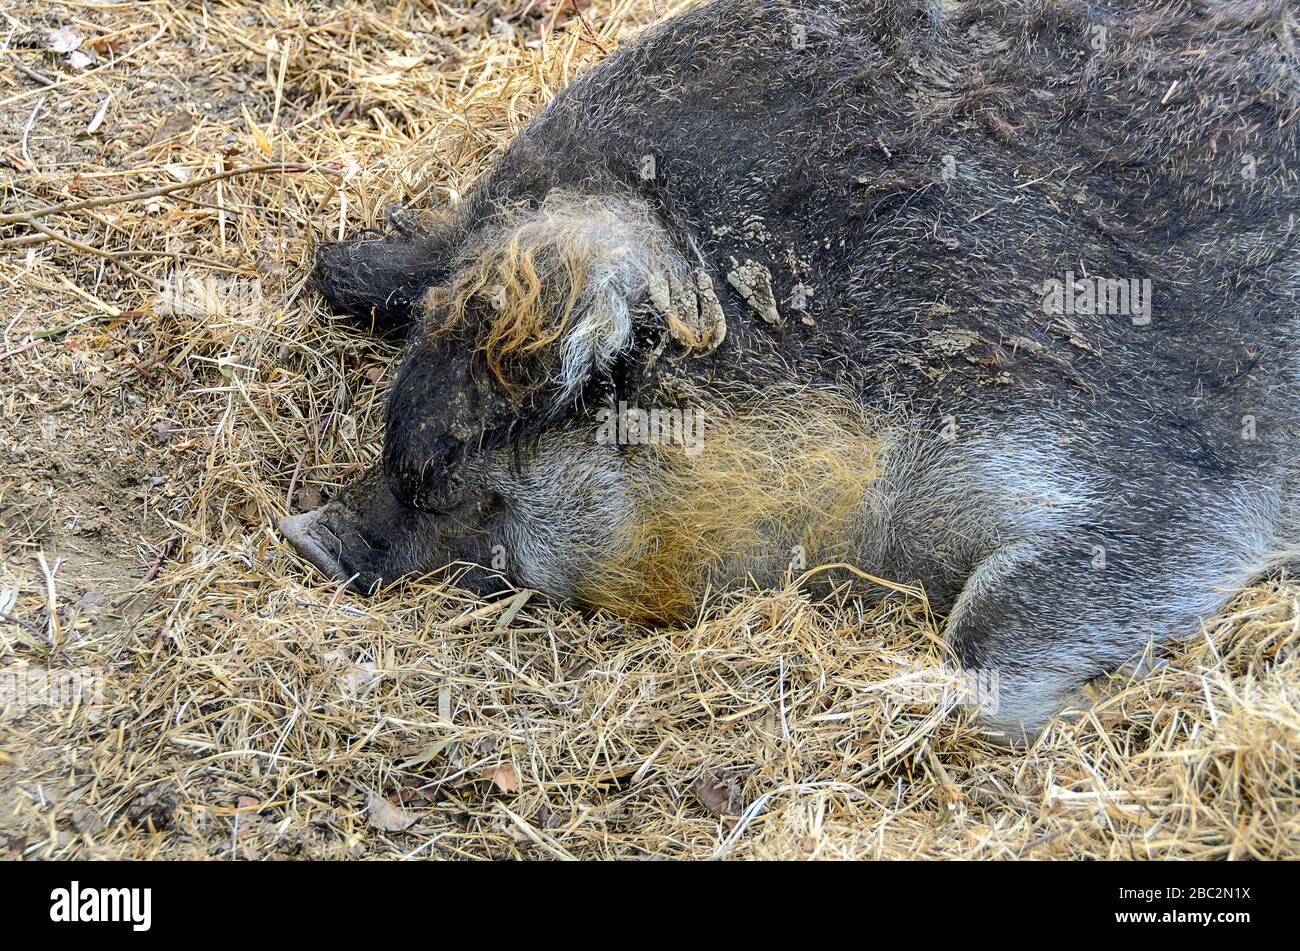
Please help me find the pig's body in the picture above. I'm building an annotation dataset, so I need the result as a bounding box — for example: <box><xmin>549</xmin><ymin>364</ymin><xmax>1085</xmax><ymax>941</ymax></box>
<box><xmin>285</xmin><ymin>0</ymin><xmax>1300</xmax><ymax>738</ymax></box>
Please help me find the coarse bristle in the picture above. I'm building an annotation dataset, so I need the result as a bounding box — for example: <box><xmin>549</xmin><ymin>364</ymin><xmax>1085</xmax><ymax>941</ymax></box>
<box><xmin>578</xmin><ymin>393</ymin><xmax>886</xmax><ymax>622</ymax></box>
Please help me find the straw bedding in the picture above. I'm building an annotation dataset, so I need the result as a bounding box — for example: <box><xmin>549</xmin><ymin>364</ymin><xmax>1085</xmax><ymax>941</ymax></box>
<box><xmin>0</xmin><ymin>0</ymin><xmax>1296</xmax><ymax>860</ymax></box>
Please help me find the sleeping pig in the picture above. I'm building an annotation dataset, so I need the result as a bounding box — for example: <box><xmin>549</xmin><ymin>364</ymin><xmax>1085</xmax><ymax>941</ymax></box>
<box><xmin>282</xmin><ymin>0</ymin><xmax>1300</xmax><ymax>738</ymax></box>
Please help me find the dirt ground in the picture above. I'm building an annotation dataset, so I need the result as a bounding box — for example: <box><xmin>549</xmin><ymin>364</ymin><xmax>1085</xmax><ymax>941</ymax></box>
<box><xmin>0</xmin><ymin>0</ymin><xmax>1297</xmax><ymax>860</ymax></box>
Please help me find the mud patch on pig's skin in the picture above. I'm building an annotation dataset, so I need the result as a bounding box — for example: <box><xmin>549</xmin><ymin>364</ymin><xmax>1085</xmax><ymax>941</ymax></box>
<box><xmin>647</xmin><ymin>268</ymin><xmax>726</xmax><ymax>353</ymax></box>
<box><xmin>726</xmin><ymin>258</ymin><xmax>782</xmax><ymax>326</ymax></box>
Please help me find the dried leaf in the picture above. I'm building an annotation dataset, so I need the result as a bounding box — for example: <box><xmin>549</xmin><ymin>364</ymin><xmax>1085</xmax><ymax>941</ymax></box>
<box><xmin>340</xmin><ymin>660</ymin><xmax>379</xmax><ymax>696</ymax></box>
<box><xmin>496</xmin><ymin>589</ymin><xmax>532</xmax><ymax>630</ymax></box>
<box><xmin>242</xmin><ymin>104</ymin><xmax>272</xmax><ymax>156</ymax></box>
<box><xmin>86</xmin><ymin>95</ymin><xmax>111</xmax><ymax>135</ymax></box>
<box><xmin>84</xmin><ymin>35</ymin><xmax>121</xmax><ymax>55</ymax></box>
<box><xmin>490</xmin><ymin>763</ymin><xmax>520</xmax><ymax>794</ymax></box>
<box><xmin>47</xmin><ymin>27</ymin><xmax>82</xmax><ymax>54</ymax></box>
<box><xmin>366</xmin><ymin>792</ymin><xmax>417</xmax><ymax>832</ymax></box>
<box><xmin>150</xmin><ymin>110</ymin><xmax>194</xmax><ymax>146</ymax></box>
<box><xmin>67</xmin><ymin>805</ymin><xmax>105</xmax><ymax>835</ymax></box>
<box><xmin>399</xmin><ymin>736</ymin><xmax>454</xmax><ymax>770</ymax></box>
<box><xmin>693</xmin><ymin>772</ymin><xmax>742</xmax><ymax>819</ymax></box>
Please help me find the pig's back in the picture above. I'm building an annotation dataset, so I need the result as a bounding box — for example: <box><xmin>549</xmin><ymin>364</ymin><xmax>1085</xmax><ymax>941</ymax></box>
<box><xmin>468</xmin><ymin>0</ymin><xmax>1300</xmax><ymax>468</ymax></box>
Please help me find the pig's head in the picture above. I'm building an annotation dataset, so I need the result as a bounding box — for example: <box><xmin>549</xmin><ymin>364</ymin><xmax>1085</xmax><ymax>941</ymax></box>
<box><xmin>280</xmin><ymin>327</ymin><xmax>523</xmax><ymax>596</ymax></box>
<box><xmin>282</xmin><ymin>190</ymin><xmax>702</xmax><ymax>599</ymax></box>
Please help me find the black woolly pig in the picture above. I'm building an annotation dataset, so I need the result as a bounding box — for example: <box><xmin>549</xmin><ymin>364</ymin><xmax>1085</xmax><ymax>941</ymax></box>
<box><xmin>283</xmin><ymin>0</ymin><xmax>1300</xmax><ymax>739</ymax></box>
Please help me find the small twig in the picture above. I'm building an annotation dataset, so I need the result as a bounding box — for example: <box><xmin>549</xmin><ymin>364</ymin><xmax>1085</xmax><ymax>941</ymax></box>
<box><xmin>4</xmin><ymin>229</ymin><xmax>243</xmax><ymax>265</ymax></box>
<box><xmin>285</xmin><ymin>448</ymin><xmax>307</xmax><ymax>511</ymax></box>
<box><xmin>569</xmin><ymin>0</ymin><xmax>609</xmax><ymax>54</ymax></box>
<box><xmin>31</xmin><ymin>314</ymin><xmax>104</xmax><ymax>340</ymax></box>
<box><xmin>0</xmin><ymin>318</ymin><xmax>98</xmax><ymax>360</ymax></box>
<box><xmin>13</xmin><ymin>62</ymin><xmax>55</xmax><ymax>88</ymax></box>
<box><xmin>0</xmin><ymin>309</ymin><xmax>147</xmax><ymax>361</ymax></box>
<box><xmin>286</xmin><ymin>412</ymin><xmax>334</xmax><ymax>511</ymax></box>
<box><xmin>35</xmin><ymin>551</ymin><xmax>60</xmax><ymax>648</ymax></box>
<box><xmin>216</xmin><ymin>153</ymin><xmax>227</xmax><ymax>251</ymax></box>
<box><xmin>1019</xmin><ymin>826</ymin><xmax>1073</xmax><ymax>856</ymax></box>
<box><xmin>1</xmin><ymin>17</ymin><xmax>168</xmax><ymax>109</ymax></box>
<box><xmin>143</xmin><ymin>534</ymin><xmax>180</xmax><ymax>582</ymax></box>
<box><xmin>0</xmin><ymin>231</ymin><xmax>51</xmax><ymax>249</ymax></box>
<box><xmin>0</xmin><ymin>609</ymin><xmax>54</xmax><ymax>648</ymax></box>
<box><xmin>0</xmin><ymin>162</ymin><xmax>326</xmax><ymax>227</ymax></box>
<box><xmin>16</xmin><ymin>215</ymin><xmax>155</xmax><ymax>283</ymax></box>
<box><xmin>20</xmin><ymin>96</ymin><xmax>45</xmax><ymax>173</ymax></box>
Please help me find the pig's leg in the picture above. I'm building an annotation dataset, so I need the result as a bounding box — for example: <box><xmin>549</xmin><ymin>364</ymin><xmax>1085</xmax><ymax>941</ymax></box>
<box><xmin>942</xmin><ymin>540</ymin><xmax>1236</xmax><ymax>742</ymax></box>
<box><xmin>312</xmin><ymin>229</ymin><xmax>450</xmax><ymax>337</ymax></box>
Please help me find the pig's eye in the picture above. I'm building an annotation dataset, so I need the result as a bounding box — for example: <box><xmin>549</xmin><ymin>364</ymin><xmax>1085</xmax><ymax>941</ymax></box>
<box><xmin>386</xmin><ymin>434</ymin><xmax>463</xmax><ymax>506</ymax></box>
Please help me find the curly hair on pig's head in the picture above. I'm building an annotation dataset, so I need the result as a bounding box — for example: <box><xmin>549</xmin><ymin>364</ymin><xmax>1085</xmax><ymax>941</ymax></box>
<box><xmin>422</xmin><ymin>190</ymin><xmax>690</xmax><ymax>409</ymax></box>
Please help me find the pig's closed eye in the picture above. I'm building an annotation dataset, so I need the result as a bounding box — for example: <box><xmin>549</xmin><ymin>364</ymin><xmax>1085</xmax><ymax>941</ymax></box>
<box><xmin>388</xmin><ymin>434</ymin><xmax>468</xmax><ymax>510</ymax></box>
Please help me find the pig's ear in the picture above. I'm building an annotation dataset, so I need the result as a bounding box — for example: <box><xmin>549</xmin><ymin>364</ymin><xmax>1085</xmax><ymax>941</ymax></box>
<box><xmin>314</xmin><ymin>227</ymin><xmax>452</xmax><ymax>337</ymax></box>
<box><xmin>426</xmin><ymin>193</ymin><xmax>724</xmax><ymax>413</ymax></box>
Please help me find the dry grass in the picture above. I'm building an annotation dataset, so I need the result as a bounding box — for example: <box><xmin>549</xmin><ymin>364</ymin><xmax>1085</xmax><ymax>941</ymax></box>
<box><xmin>0</xmin><ymin>0</ymin><xmax>1297</xmax><ymax>860</ymax></box>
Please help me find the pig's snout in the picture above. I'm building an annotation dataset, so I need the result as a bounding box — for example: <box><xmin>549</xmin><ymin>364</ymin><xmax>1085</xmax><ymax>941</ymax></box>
<box><xmin>279</xmin><ymin>462</ymin><xmax>517</xmax><ymax>598</ymax></box>
<box><xmin>280</xmin><ymin>506</ymin><xmax>382</xmax><ymax>595</ymax></box>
